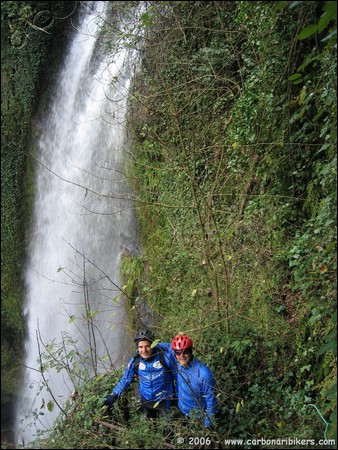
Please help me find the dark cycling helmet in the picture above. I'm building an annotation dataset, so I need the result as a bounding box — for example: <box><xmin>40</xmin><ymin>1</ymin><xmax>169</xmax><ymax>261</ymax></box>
<box><xmin>134</xmin><ymin>329</ymin><xmax>155</xmax><ymax>343</ymax></box>
<box><xmin>172</xmin><ymin>334</ymin><xmax>193</xmax><ymax>350</ymax></box>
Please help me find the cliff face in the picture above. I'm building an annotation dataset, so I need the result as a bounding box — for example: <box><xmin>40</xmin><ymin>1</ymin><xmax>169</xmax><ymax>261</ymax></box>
<box><xmin>127</xmin><ymin>0</ymin><xmax>337</xmax><ymax>443</ymax></box>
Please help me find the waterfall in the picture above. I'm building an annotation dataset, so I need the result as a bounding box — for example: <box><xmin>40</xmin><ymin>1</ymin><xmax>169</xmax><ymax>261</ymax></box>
<box><xmin>15</xmin><ymin>2</ymin><xmax>139</xmax><ymax>445</ymax></box>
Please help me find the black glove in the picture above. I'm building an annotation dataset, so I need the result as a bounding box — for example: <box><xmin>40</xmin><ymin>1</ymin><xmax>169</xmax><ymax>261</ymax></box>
<box><xmin>104</xmin><ymin>393</ymin><xmax>118</xmax><ymax>408</ymax></box>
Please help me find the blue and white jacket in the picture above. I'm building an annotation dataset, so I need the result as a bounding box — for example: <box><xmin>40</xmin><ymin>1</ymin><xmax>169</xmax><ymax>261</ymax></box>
<box><xmin>111</xmin><ymin>343</ymin><xmax>176</xmax><ymax>402</ymax></box>
<box><xmin>175</xmin><ymin>356</ymin><xmax>217</xmax><ymax>427</ymax></box>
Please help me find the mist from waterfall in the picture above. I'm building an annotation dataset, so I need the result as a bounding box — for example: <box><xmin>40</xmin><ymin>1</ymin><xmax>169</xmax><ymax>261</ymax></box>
<box><xmin>15</xmin><ymin>2</ymin><xmax>139</xmax><ymax>445</ymax></box>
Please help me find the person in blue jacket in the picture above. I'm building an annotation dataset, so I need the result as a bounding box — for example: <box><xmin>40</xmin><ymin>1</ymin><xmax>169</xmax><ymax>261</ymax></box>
<box><xmin>171</xmin><ymin>333</ymin><xmax>217</xmax><ymax>428</ymax></box>
<box><xmin>104</xmin><ymin>329</ymin><xmax>177</xmax><ymax>419</ymax></box>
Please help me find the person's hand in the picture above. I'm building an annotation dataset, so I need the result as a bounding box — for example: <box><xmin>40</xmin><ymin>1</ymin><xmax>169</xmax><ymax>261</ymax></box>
<box><xmin>104</xmin><ymin>393</ymin><xmax>118</xmax><ymax>407</ymax></box>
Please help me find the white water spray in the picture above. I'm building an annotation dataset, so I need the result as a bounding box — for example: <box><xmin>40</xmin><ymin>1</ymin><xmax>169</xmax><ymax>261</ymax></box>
<box><xmin>15</xmin><ymin>2</ymin><xmax>139</xmax><ymax>445</ymax></box>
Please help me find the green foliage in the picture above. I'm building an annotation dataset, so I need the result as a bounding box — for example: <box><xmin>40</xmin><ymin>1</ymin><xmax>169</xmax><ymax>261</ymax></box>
<box><xmin>1</xmin><ymin>0</ymin><xmax>336</xmax><ymax>447</ymax></box>
<box><xmin>27</xmin><ymin>367</ymin><xmax>126</xmax><ymax>449</ymax></box>
<box><xmin>121</xmin><ymin>256</ymin><xmax>144</xmax><ymax>293</ymax></box>
<box><xmin>127</xmin><ymin>0</ymin><xmax>337</xmax><ymax>444</ymax></box>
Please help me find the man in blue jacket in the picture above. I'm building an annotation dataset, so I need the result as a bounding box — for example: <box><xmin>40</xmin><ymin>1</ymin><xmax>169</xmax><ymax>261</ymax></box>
<box><xmin>104</xmin><ymin>329</ymin><xmax>177</xmax><ymax>419</ymax></box>
<box><xmin>171</xmin><ymin>333</ymin><xmax>217</xmax><ymax>428</ymax></box>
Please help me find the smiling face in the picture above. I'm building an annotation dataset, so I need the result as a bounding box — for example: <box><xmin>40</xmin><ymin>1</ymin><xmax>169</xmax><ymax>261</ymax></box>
<box><xmin>174</xmin><ymin>349</ymin><xmax>192</xmax><ymax>367</ymax></box>
<box><xmin>137</xmin><ymin>339</ymin><xmax>153</xmax><ymax>359</ymax></box>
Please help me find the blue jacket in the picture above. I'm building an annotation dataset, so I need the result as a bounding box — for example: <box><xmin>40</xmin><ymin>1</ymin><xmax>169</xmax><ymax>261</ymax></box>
<box><xmin>175</xmin><ymin>356</ymin><xmax>217</xmax><ymax>427</ymax></box>
<box><xmin>111</xmin><ymin>343</ymin><xmax>176</xmax><ymax>402</ymax></box>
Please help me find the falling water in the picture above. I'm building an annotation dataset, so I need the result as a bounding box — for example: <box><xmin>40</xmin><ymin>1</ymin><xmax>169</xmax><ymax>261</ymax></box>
<box><xmin>15</xmin><ymin>2</ymin><xmax>139</xmax><ymax>445</ymax></box>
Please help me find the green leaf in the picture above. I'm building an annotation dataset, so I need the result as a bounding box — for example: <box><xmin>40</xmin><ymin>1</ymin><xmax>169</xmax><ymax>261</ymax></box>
<box><xmin>317</xmin><ymin>11</ymin><xmax>334</xmax><ymax>33</ymax></box>
<box><xmin>288</xmin><ymin>73</ymin><xmax>302</xmax><ymax>81</ymax></box>
<box><xmin>298</xmin><ymin>24</ymin><xmax>318</xmax><ymax>40</ymax></box>
<box><xmin>151</xmin><ymin>339</ymin><xmax>160</xmax><ymax>348</ymax></box>
<box><xmin>47</xmin><ymin>401</ymin><xmax>54</xmax><ymax>412</ymax></box>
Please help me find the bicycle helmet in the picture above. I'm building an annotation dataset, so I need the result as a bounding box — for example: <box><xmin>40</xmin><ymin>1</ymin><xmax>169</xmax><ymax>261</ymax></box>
<box><xmin>172</xmin><ymin>334</ymin><xmax>193</xmax><ymax>351</ymax></box>
<box><xmin>134</xmin><ymin>329</ymin><xmax>155</xmax><ymax>343</ymax></box>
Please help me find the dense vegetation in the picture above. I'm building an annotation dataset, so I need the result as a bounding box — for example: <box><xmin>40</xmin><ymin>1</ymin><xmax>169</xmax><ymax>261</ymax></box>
<box><xmin>1</xmin><ymin>1</ymin><xmax>336</xmax><ymax>449</ymax></box>
<box><xmin>125</xmin><ymin>2</ymin><xmax>337</xmax><ymax>447</ymax></box>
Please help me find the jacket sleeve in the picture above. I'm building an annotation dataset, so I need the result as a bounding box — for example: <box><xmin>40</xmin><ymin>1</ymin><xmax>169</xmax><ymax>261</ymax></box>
<box><xmin>157</xmin><ymin>342</ymin><xmax>178</xmax><ymax>383</ymax></box>
<box><xmin>110</xmin><ymin>357</ymin><xmax>137</xmax><ymax>397</ymax></box>
<box><xmin>201</xmin><ymin>366</ymin><xmax>217</xmax><ymax>427</ymax></box>
<box><xmin>157</xmin><ymin>342</ymin><xmax>178</xmax><ymax>393</ymax></box>
<box><xmin>157</xmin><ymin>342</ymin><xmax>172</xmax><ymax>353</ymax></box>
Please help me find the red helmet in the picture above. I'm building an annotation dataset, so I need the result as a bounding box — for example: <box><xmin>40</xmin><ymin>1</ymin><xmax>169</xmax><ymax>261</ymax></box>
<box><xmin>172</xmin><ymin>334</ymin><xmax>193</xmax><ymax>351</ymax></box>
